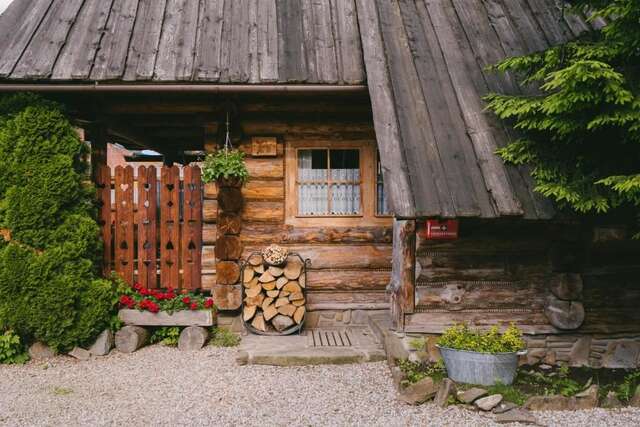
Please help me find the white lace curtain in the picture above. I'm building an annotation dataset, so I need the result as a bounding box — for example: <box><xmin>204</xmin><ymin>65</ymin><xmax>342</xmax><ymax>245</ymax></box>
<box><xmin>298</xmin><ymin>149</ymin><xmax>360</xmax><ymax>215</ymax></box>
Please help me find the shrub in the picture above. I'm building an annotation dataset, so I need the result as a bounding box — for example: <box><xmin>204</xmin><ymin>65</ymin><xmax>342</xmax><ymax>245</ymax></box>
<box><xmin>201</xmin><ymin>149</ymin><xmax>249</xmax><ymax>184</ymax></box>
<box><xmin>0</xmin><ymin>330</ymin><xmax>29</xmax><ymax>364</ymax></box>
<box><xmin>437</xmin><ymin>323</ymin><xmax>525</xmax><ymax>354</ymax></box>
<box><xmin>150</xmin><ymin>327</ymin><xmax>181</xmax><ymax>347</ymax></box>
<box><xmin>0</xmin><ymin>94</ymin><xmax>116</xmax><ymax>352</ymax></box>
<box><xmin>397</xmin><ymin>359</ymin><xmax>446</xmax><ymax>386</ymax></box>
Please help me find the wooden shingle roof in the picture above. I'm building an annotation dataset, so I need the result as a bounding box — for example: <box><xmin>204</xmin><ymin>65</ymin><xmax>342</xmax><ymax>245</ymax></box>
<box><xmin>0</xmin><ymin>0</ymin><xmax>365</xmax><ymax>83</ymax></box>
<box><xmin>358</xmin><ymin>0</ymin><xmax>598</xmax><ymax>219</ymax></box>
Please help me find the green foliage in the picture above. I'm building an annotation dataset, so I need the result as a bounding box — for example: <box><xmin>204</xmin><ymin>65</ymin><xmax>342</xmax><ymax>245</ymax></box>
<box><xmin>408</xmin><ymin>338</ymin><xmax>426</xmax><ymax>351</ymax></box>
<box><xmin>150</xmin><ymin>327</ymin><xmax>181</xmax><ymax>347</ymax></box>
<box><xmin>209</xmin><ymin>327</ymin><xmax>241</xmax><ymax>347</ymax></box>
<box><xmin>516</xmin><ymin>364</ymin><xmax>584</xmax><ymax>397</ymax></box>
<box><xmin>0</xmin><ymin>330</ymin><xmax>29</xmax><ymax>364</ymax></box>
<box><xmin>437</xmin><ymin>324</ymin><xmax>525</xmax><ymax>354</ymax></box>
<box><xmin>486</xmin><ymin>381</ymin><xmax>528</xmax><ymax>405</ymax></box>
<box><xmin>615</xmin><ymin>370</ymin><xmax>640</xmax><ymax>403</ymax></box>
<box><xmin>201</xmin><ymin>149</ymin><xmax>249</xmax><ymax>184</ymax></box>
<box><xmin>485</xmin><ymin>0</ymin><xmax>640</xmax><ymax>232</ymax></box>
<box><xmin>0</xmin><ymin>93</ymin><xmax>116</xmax><ymax>352</ymax></box>
<box><xmin>397</xmin><ymin>359</ymin><xmax>446</xmax><ymax>386</ymax></box>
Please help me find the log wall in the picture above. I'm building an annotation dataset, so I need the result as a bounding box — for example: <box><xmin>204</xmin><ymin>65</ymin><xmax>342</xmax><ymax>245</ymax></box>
<box><xmin>202</xmin><ymin>117</ymin><xmax>392</xmax><ymax>311</ymax></box>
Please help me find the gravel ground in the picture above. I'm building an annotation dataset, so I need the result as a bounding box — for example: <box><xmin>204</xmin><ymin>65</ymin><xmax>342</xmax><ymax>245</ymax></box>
<box><xmin>1</xmin><ymin>346</ymin><xmax>639</xmax><ymax>427</ymax></box>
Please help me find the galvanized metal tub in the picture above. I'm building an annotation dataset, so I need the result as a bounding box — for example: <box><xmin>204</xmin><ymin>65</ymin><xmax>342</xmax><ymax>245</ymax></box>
<box><xmin>437</xmin><ymin>345</ymin><xmax>525</xmax><ymax>386</ymax></box>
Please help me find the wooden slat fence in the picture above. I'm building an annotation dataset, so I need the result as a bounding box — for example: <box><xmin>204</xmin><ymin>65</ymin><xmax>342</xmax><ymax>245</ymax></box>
<box><xmin>96</xmin><ymin>164</ymin><xmax>203</xmax><ymax>289</ymax></box>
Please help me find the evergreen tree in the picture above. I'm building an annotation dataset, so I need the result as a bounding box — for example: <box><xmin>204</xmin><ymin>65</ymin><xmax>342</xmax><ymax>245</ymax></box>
<box><xmin>486</xmin><ymin>0</ymin><xmax>639</xmax><ymax>233</ymax></box>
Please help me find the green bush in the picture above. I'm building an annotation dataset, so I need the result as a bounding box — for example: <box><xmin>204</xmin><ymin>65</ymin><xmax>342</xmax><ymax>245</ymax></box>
<box><xmin>209</xmin><ymin>327</ymin><xmax>241</xmax><ymax>347</ymax></box>
<box><xmin>150</xmin><ymin>327</ymin><xmax>181</xmax><ymax>347</ymax></box>
<box><xmin>437</xmin><ymin>323</ymin><xmax>525</xmax><ymax>354</ymax></box>
<box><xmin>0</xmin><ymin>94</ymin><xmax>116</xmax><ymax>352</ymax></box>
<box><xmin>201</xmin><ymin>149</ymin><xmax>249</xmax><ymax>184</ymax></box>
<box><xmin>0</xmin><ymin>330</ymin><xmax>29</xmax><ymax>364</ymax></box>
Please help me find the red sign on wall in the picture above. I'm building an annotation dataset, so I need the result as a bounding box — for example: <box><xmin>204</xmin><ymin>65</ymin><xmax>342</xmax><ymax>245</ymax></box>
<box><xmin>424</xmin><ymin>219</ymin><xmax>459</xmax><ymax>240</ymax></box>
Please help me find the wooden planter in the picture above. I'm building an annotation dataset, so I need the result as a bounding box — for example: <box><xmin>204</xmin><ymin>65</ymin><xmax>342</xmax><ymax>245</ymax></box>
<box><xmin>118</xmin><ymin>309</ymin><xmax>217</xmax><ymax>327</ymax></box>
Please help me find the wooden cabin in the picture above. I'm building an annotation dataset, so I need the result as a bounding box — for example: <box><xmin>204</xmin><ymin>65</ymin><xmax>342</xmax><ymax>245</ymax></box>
<box><xmin>0</xmin><ymin>0</ymin><xmax>638</xmax><ymax>368</ymax></box>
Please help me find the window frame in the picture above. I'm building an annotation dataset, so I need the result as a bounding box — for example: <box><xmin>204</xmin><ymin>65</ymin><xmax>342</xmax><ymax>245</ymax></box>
<box><xmin>285</xmin><ymin>140</ymin><xmax>392</xmax><ymax>227</ymax></box>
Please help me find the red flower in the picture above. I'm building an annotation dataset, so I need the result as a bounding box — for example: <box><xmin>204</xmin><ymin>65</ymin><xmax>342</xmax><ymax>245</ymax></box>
<box><xmin>182</xmin><ymin>296</ymin><xmax>191</xmax><ymax>305</ymax></box>
<box><xmin>119</xmin><ymin>295</ymin><xmax>136</xmax><ymax>309</ymax></box>
<box><xmin>190</xmin><ymin>302</ymin><xmax>199</xmax><ymax>311</ymax></box>
<box><xmin>204</xmin><ymin>298</ymin><xmax>214</xmax><ymax>309</ymax></box>
<box><xmin>147</xmin><ymin>301</ymin><xmax>160</xmax><ymax>313</ymax></box>
<box><xmin>140</xmin><ymin>288</ymin><xmax>151</xmax><ymax>296</ymax></box>
<box><xmin>133</xmin><ymin>283</ymin><xmax>143</xmax><ymax>292</ymax></box>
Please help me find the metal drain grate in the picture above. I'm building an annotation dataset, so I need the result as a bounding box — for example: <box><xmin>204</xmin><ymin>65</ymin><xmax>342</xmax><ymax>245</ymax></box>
<box><xmin>310</xmin><ymin>329</ymin><xmax>352</xmax><ymax>347</ymax></box>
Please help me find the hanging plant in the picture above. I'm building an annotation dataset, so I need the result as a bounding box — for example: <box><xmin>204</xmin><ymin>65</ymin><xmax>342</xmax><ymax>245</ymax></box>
<box><xmin>201</xmin><ymin>149</ymin><xmax>249</xmax><ymax>186</ymax></box>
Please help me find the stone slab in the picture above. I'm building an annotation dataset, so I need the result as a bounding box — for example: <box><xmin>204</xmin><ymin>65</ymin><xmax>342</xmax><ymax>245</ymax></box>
<box><xmin>118</xmin><ymin>309</ymin><xmax>216</xmax><ymax>327</ymax></box>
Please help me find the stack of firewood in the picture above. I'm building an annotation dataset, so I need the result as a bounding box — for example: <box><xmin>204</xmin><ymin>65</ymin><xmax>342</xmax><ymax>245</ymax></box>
<box><xmin>242</xmin><ymin>253</ymin><xmax>306</xmax><ymax>333</ymax></box>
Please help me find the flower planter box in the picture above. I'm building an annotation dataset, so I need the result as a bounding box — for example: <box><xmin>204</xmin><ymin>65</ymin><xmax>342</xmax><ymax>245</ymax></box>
<box><xmin>437</xmin><ymin>345</ymin><xmax>526</xmax><ymax>386</ymax></box>
<box><xmin>118</xmin><ymin>309</ymin><xmax>216</xmax><ymax>327</ymax></box>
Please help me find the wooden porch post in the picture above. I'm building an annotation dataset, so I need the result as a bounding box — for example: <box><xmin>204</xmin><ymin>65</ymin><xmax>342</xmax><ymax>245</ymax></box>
<box><xmin>390</xmin><ymin>219</ymin><xmax>416</xmax><ymax>330</ymax></box>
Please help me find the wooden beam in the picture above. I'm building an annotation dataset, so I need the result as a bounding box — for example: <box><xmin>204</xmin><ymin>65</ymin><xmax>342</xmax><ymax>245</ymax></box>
<box><xmin>390</xmin><ymin>219</ymin><xmax>416</xmax><ymax>330</ymax></box>
<box><xmin>85</xmin><ymin>123</ymin><xmax>107</xmax><ymax>182</ymax></box>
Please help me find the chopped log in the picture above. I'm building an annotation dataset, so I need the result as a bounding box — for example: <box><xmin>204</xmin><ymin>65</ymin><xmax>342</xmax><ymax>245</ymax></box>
<box><xmin>549</xmin><ymin>273</ymin><xmax>583</xmax><ymax>301</ymax></box>
<box><xmin>292</xmin><ymin>298</ymin><xmax>306</xmax><ymax>307</ymax></box>
<box><xmin>268</xmin><ymin>266</ymin><xmax>284</xmax><ymax>277</ymax></box>
<box><xmin>178</xmin><ymin>326</ymin><xmax>209</xmax><ymax>351</ymax></box>
<box><xmin>276</xmin><ymin>276</ymin><xmax>288</xmax><ymax>289</ymax></box>
<box><xmin>245</xmin><ymin>285</ymin><xmax>262</xmax><ymax>298</ymax></box>
<box><xmin>284</xmin><ymin>260</ymin><xmax>303</xmax><ymax>280</ymax></box>
<box><xmin>253</xmin><ymin>264</ymin><xmax>265</xmax><ymax>274</ymax></box>
<box><xmin>212</xmin><ymin>285</ymin><xmax>242</xmax><ymax>310</ymax></box>
<box><xmin>115</xmin><ymin>326</ymin><xmax>149</xmax><ymax>353</ymax></box>
<box><xmin>263</xmin><ymin>304</ymin><xmax>278</xmax><ymax>321</ymax></box>
<box><xmin>218</xmin><ymin>187</ymin><xmax>243</xmax><ymax>212</ymax></box>
<box><xmin>262</xmin><ymin>281</ymin><xmax>276</xmax><ymax>291</ymax></box>
<box><xmin>243</xmin><ymin>305</ymin><xmax>257</xmax><ymax>321</ymax></box>
<box><xmin>258</xmin><ymin>271</ymin><xmax>275</xmax><ymax>283</ymax></box>
<box><xmin>283</xmin><ymin>281</ymin><xmax>302</xmax><ymax>294</ymax></box>
<box><xmin>216</xmin><ymin>261</ymin><xmax>240</xmax><ymax>285</ymax></box>
<box><xmin>544</xmin><ymin>295</ymin><xmax>585</xmax><ymax>330</ymax></box>
<box><xmin>244</xmin><ymin>277</ymin><xmax>259</xmax><ymax>289</ymax></box>
<box><xmin>244</xmin><ymin>293</ymin><xmax>265</xmax><ymax>307</ymax></box>
<box><xmin>299</xmin><ymin>274</ymin><xmax>306</xmax><ymax>288</ymax></box>
<box><xmin>272</xmin><ymin>314</ymin><xmax>295</xmax><ymax>332</ymax></box>
<box><xmin>248</xmin><ymin>253</ymin><xmax>263</xmax><ymax>266</ymax></box>
<box><xmin>289</xmin><ymin>292</ymin><xmax>304</xmax><ymax>301</ymax></box>
<box><xmin>293</xmin><ymin>306</ymin><xmax>305</xmax><ymax>324</ymax></box>
<box><xmin>277</xmin><ymin>304</ymin><xmax>296</xmax><ymax>317</ymax></box>
<box><xmin>262</xmin><ymin>297</ymin><xmax>275</xmax><ymax>311</ymax></box>
<box><xmin>242</xmin><ymin>267</ymin><xmax>255</xmax><ymax>283</ymax></box>
<box><xmin>280</xmin><ymin>290</ymin><xmax>290</xmax><ymax>297</ymax></box>
<box><xmin>215</xmin><ymin>235</ymin><xmax>243</xmax><ymax>260</ymax></box>
<box><xmin>251</xmin><ymin>313</ymin><xmax>267</xmax><ymax>332</ymax></box>
<box><xmin>266</xmin><ymin>289</ymin><xmax>280</xmax><ymax>298</ymax></box>
<box><xmin>218</xmin><ymin>213</ymin><xmax>242</xmax><ymax>235</ymax></box>
<box><xmin>275</xmin><ymin>297</ymin><xmax>289</xmax><ymax>308</ymax></box>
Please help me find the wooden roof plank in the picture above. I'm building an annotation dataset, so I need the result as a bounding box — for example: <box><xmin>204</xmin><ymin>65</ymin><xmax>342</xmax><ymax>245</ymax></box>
<box><xmin>526</xmin><ymin>0</ymin><xmax>573</xmax><ymax>45</ymax></box>
<box><xmin>415</xmin><ymin>0</ymin><xmax>496</xmax><ymax>218</ymax></box>
<box><xmin>276</xmin><ymin>0</ymin><xmax>308</xmax><ymax>82</ymax></box>
<box><xmin>300</xmin><ymin>0</ymin><xmax>319</xmax><ymax>83</ymax></box>
<box><xmin>257</xmin><ymin>0</ymin><xmax>279</xmax><ymax>82</ymax></box>
<box><xmin>332</xmin><ymin>0</ymin><xmax>365</xmax><ymax>84</ymax></box>
<box><xmin>154</xmin><ymin>0</ymin><xmax>200</xmax><ymax>81</ymax></box>
<box><xmin>425</xmin><ymin>0</ymin><xmax>524</xmax><ymax>217</ymax></box>
<box><xmin>0</xmin><ymin>0</ymin><xmax>53</xmax><ymax>78</ymax></box>
<box><xmin>122</xmin><ymin>0</ymin><xmax>166</xmax><ymax>81</ymax></box>
<box><xmin>12</xmin><ymin>0</ymin><xmax>85</xmax><ymax>79</ymax></box>
<box><xmin>194</xmin><ymin>0</ymin><xmax>224</xmax><ymax>82</ymax></box>
<box><xmin>52</xmin><ymin>0</ymin><xmax>114</xmax><ymax>80</ymax></box>
<box><xmin>227</xmin><ymin>0</ymin><xmax>251</xmax><ymax>82</ymax></box>
<box><xmin>354</xmin><ymin>0</ymin><xmax>415</xmax><ymax>217</ymax></box>
<box><xmin>377</xmin><ymin>0</ymin><xmax>448</xmax><ymax>217</ymax></box>
<box><xmin>329</xmin><ymin>0</ymin><xmax>344</xmax><ymax>83</ymax></box>
<box><xmin>398</xmin><ymin>0</ymin><xmax>481</xmax><ymax>217</ymax></box>
<box><xmin>248</xmin><ymin>0</ymin><xmax>260</xmax><ymax>83</ymax></box>
<box><xmin>498</xmin><ymin>0</ymin><xmax>549</xmax><ymax>54</ymax></box>
<box><xmin>217</xmin><ymin>0</ymin><xmax>233</xmax><ymax>82</ymax></box>
<box><xmin>311</xmin><ymin>0</ymin><xmax>339</xmax><ymax>83</ymax></box>
<box><xmin>91</xmin><ymin>0</ymin><xmax>140</xmax><ymax>80</ymax></box>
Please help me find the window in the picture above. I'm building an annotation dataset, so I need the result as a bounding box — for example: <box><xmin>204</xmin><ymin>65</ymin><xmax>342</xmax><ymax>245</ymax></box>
<box><xmin>297</xmin><ymin>149</ymin><xmax>361</xmax><ymax>216</ymax></box>
<box><xmin>376</xmin><ymin>152</ymin><xmax>391</xmax><ymax>216</ymax></box>
<box><xmin>285</xmin><ymin>141</ymin><xmax>391</xmax><ymax>226</ymax></box>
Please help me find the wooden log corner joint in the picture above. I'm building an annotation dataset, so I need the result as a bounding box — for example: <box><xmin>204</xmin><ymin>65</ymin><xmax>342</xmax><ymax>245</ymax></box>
<box><xmin>241</xmin><ymin>248</ymin><xmax>308</xmax><ymax>335</ymax></box>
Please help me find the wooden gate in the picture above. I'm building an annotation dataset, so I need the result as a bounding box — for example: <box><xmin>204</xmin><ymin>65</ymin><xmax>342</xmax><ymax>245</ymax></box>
<box><xmin>95</xmin><ymin>164</ymin><xmax>203</xmax><ymax>290</ymax></box>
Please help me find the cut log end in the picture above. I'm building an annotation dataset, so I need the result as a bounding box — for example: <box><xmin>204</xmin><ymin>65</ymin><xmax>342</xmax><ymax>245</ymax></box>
<box><xmin>178</xmin><ymin>326</ymin><xmax>209</xmax><ymax>351</ymax></box>
<box><xmin>115</xmin><ymin>326</ymin><xmax>149</xmax><ymax>354</ymax></box>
